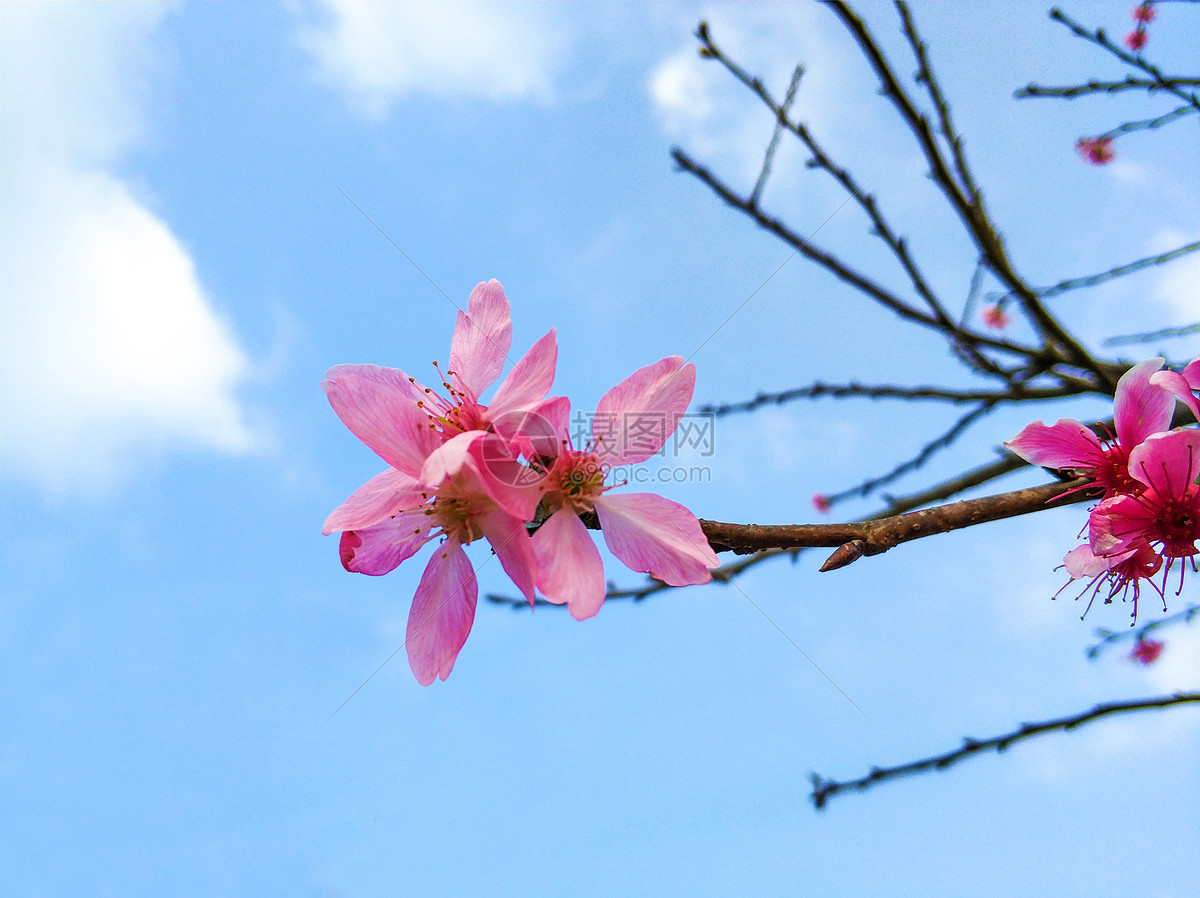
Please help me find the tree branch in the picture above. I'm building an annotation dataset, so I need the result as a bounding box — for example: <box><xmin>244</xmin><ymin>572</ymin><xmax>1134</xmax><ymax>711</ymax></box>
<box><xmin>810</xmin><ymin>692</ymin><xmax>1200</xmax><ymax>809</ymax></box>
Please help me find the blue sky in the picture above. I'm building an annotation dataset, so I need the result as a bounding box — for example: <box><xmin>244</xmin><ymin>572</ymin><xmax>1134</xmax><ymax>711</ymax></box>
<box><xmin>2</xmin><ymin>2</ymin><xmax>1198</xmax><ymax>895</ymax></box>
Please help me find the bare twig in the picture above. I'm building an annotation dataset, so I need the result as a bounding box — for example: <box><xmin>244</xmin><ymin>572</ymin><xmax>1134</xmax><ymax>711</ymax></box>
<box><xmin>821</xmin><ymin>401</ymin><xmax>999</xmax><ymax>508</ymax></box>
<box><xmin>1087</xmin><ymin>604</ymin><xmax>1200</xmax><ymax>659</ymax></box>
<box><xmin>810</xmin><ymin>692</ymin><xmax>1200</xmax><ymax>809</ymax></box>
<box><xmin>1045</xmin><ymin>8</ymin><xmax>1200</xmax><ymax>115</ymax></box>
<box><xmin>698</xmin><ymin>381</ymin><xmax>1079</xmax><ymax>416</ymax></box>
<box><xmin>1029</xmin><ymin>239</ymin><xmax>1200</xmax><ymax>300</ymax></box>
<box><xmin>1017</xmin><ymin>75</ymin><xmax>1200</xmax><ymax>100</ymax></box>
<box><xmin>1103</xmin><ymin>322</ymin><xmax>1200</xmax><ymax>348</ymax></box>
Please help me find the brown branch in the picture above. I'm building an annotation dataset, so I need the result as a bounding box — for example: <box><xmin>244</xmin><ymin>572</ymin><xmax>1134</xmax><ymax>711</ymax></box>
<box><xmin>700</xmin><ymin>477</ymin><xmax>1095</xmax><ymax>566</ymax></box>
<box><xmin>671</xmin><ymin>147</ymin><xmax>1030</xmax><ymax>359</ymax></box>
<box><xmin>811</xmin><ymin>692</ymin><xmax>1200</xmax><ymax>809</ymax></box>
<box><xmin>824</xmin><ymin>2</ymin><xmax>1110</xmax><ymax>389</ymax></box>
<box><xmin>486</xmin><ymin>451</ymin><xmax>1038</xmax><ymax>609</ymax></box>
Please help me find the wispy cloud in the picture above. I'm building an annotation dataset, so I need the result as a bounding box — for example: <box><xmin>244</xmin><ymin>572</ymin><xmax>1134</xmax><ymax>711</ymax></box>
<box><xmin>1</xmin><ymin>3</ymin><xmax>254</xmax><ymax>496</ymax></box>
<box><xmin>295</xmin><ymin>1</ymin><xmax>572</xmax><ymax>118</ymax></box>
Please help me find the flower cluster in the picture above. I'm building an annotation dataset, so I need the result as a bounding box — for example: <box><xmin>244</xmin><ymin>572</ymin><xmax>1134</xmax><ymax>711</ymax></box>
<box><xmin>1006</xmin><ymin>357</ymin><xmax>1200</xmax><ymax>623</ymax></box>
<box><xmin>323</xmin><ymin>280</ymin><xmax>719</xmax><ymax>684</ymax></box>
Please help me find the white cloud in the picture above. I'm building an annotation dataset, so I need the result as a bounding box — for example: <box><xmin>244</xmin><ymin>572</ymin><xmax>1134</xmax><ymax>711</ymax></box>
<box><xmin>296</xmin><ymin>1</ymin><xmax>571</xmax><ymax>118</ymax></box>
<box><xmin>1</xmin><ymin>2</ymin><xmax>254</xmax><ymax>495</ymax></box>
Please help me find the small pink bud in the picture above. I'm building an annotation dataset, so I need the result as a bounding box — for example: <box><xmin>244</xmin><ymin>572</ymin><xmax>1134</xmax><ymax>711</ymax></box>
<box><xmin>1131</xmin><ymin>3</ymin><xmax>1155</xmax><ymax>24</ymax></box>
<box><xmin>812</xmin><ymin>493</ymin><xmax>832</xmax><ymax>514</ymax></box>
<box><xmin>1124</xmin><ymin>28</ymin><xmax>1148</xmax><ymax>50</ymax></box>
<box><xmin>982</xmin><ymin>304</ymin><xmax>1009</xmax><ymax>330</ymax></box>
<box><xmin>1076</xmin><ymin>136</ymin><xmax>1115</xmax><ymax>165</ymax></box>
<box><xmin>1130</xmin><ymin>638</ymin><xmax>1164</xmax><ymax>664</ymax></box>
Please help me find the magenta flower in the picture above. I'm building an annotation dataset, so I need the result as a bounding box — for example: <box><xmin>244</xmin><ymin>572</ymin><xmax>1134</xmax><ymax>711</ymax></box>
<box><xmin>1005</xmin><ymin>358</ymin><xmax>1176</xmax><ymax>498</ymax></box>
<box><xmin>981</xmin><ymin>304</ymin><xmax>1009</xmax><ymax>330</ymax></box>
<box><xmin>1060</xmin><ymin>540</ymin><xmax>1163</xmax><ymax>621</ymax></box>
<box><xmin>1076</xmin><ymin>136</ymin><xmax>1115</xmax><ymax>165</ymax></box>
<box><xmin>1124</xmin><ymin>28</ymin><xmax>1148</xmax><ymax>51</ymax></box>
<box><xmin>1130</xmin><ymin>638</ymin><xmax>1164</xmax><ymax>664</ymax></box>
<box><xmin>1088</xmin><ymin>429</ymin><xmax>1200</xmax><ymax>584</ymax></box>
<box><xmin>530</xmin><ymin>356</ymin><xmax>720</xmax><ymax>620</ymax></box>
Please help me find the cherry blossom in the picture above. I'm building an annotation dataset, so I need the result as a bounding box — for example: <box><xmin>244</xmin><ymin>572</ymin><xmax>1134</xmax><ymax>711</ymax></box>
<box><xmin>1005</xmin><ymin>358</ymin><xmax>1176</xmax><ymax>498</ymax></box>
<box><xmin>530</xmin><ymin>357</ymin><xmax>719</xmax><ymax>620</ymax></box>
<box><xmin>1075</xmin><ymin>136</ymin><xmax>1115</xmax><ymax>165</ymax></box>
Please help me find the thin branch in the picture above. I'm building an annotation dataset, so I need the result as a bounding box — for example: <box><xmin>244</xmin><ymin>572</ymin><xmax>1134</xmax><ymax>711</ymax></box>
<box><xmin>1046</xmin><ymin>7</ymin><xmax>1200</xmax><ymax>114</ymax></box>
<box><xmin>671</xmin><ymin>147</ymin><xmax>1031</xmax><ymax>359</ymax></box>
<box><xmin>696</xmin><ymin>21</ymin><xmax>964</xmax><ymax>340</ymax></box>
<box><xmin>1017</xmin><ymin>75</ymin><xmax>1200</xmax><ymax>100</ymax></box>
<box><xmin>1087</xmin><ymin>604</ymin><xmax>1200</xmax><ymax>659</ymax></box>
<box><xmin>1029</xmin><ymin>239</ymin><xmax>1200</xmax><ymax>300</ymax></box>
<box><xmin>810</xmin><ymin>692</ymin><xmax>1200</xmax><ymax>809</ymax></box>
<box><xmin>1103</xmin><ymin>322</ymin><xmax>1200</xmax><ymax>347</ymax></box>
<box><xmin>825</xmin><ymin>1</ymin><xmax>1111</xmax><ymax>388</ymax></box>
<box><xmin>1097</xmin><ymin>102</ymin><xmax>1197</xmax><ymax>140</ymax></box>
<box><xmin>821</xmin><ymin>401</ymin><xmax>999</xmax><ymax>508</ymax></box>
<box><xmin>749</xmin><ymin>64</ymin><xmax>804</xmax><ymax>208</ymax></box>
<box><xmin>697</xmin><ymin>381</ymin><xmax>1080</xmax><ymax>417</ymax></box>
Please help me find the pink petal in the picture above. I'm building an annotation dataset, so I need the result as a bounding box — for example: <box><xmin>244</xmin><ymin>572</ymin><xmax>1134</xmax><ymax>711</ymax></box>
<box><xmin>340</xmin><ymin>515</ymin><xmax>433</xmax><ymax>576</ymax></box>
<box><xmin>448</xmin><ymin>279</ymin><xmax>512</xmax><ymax>399</ymax></box>
<box><xmin>466</xmin><ymin>434</ymin><xmax>546</xmax><ymax>520</ymax></box>
<box><xmin>493</xmin><ymin>395</ymin><xmax>570</xmax><ymax>467</ymax></box>
<box><xmin>1088</xmin><ymin>495</ymin><xmax>1146</xmax><ymax>557</ymax></box>
<box><xmin>532</xmin><ymin>508</ymin><xmax>606</xmax><ymax>620</ymax></box>
<box><xmin>323</xmin><ymin>365</ymin><xmax>441</xmax><ymax>475</ymax></box>
<box><xmin>323</xmin><ymin>467</ymin><xmax>428</xmax><ymax>534</ymax></box>
<box><xmin>1114</xmin><ymin>358</ymin><xmax>1174</xmax><ymax>447</ymax></box>
<box><xmin>489</xmin><ymin>329</ymin><xmax>557</xmax><ymax>419</ymax></box>
<box><xmin>1126</xmin><ymin>428</ymin><xmax>1200</xmax><ymax>493</ymax></box>
<box><xmin>1063</xmin><ymin>544</ymin><xmax>1111</xmax><ymax>579</ymax></box>
<box><xmin>1004</xmin><ymin>419</ymin><xmax>1103</xmax><ymax>470</ymax></box>
<box><xmin>420</xmin><ymin>430</ymin><xmax>489</xmax><ymax>489</ymax></box>
<box><xmin>593</xmin><ymin>356</ymin><xmax>696</xmax><ymax>466</ymax></box>
<box><xmin>594</xmin><ymin>492</ymin><xmax>718</xmax><ymax>586</ymax></box>
<box><xmin>406</xmin><ymin>539</ymin><xmax>478</xmax><ymax>685</ymax></box>
<box><xmin>478</xmin><ymin>509</ymin><xmax>538</xmax><ymax>606</ymax></box>
<box><xmin>1149</xmin><ymin>369</ymin><xmax>1200</xmax><ymax>422</ymax></box>
<box><xmin>1182</xmin><ymin>357</ymin><xmax>1200</xmax><ymax>391</ymax></box>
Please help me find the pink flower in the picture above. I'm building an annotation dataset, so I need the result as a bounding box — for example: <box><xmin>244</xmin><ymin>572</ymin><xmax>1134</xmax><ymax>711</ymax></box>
<box><xmin>1149</xmin><ymin>356</ymin><xmax>1200</xmax><ymax>422</ymax></box>
<box><xmin>322</xmin><ymin>279</ymin><xmax>556</xmax><ymax>684</ymax></box>
<box><xmin>1076</xmin><ymin>136</ymin><xmax>1115</xmax><ymax>165</ymax></box>
<box><xmin>329</xmin><ymin>455</ymin><xmax>539</xmax><ymax>685</ymax></box>
<box><xmin>1131</xmin><ymin>638</ymin><xmax>1164</xmax><ymax>664</ymax></box>
<box><xmin>1088</xmin><ymin>429</ymin><xmax>1200</xmax><ymax>587</ymax></box>
<box><xmin>530</xmin><ymin>357</ymin><xmax>720</xmax><ymax>620</ymax></box>
<box><xmin>981</xmin><ymin>304</ymin><xmax>1009</xmax><ymax>329</ymax></box>
<box><xmin>1132</xmin><ymin>3</ymin><xmax>1156</xmax><ymax>24</ymax></box>
<box><xmin>1005</xmin><ymin>358</ymin><xmax>1176</xmax><ymax>498</ymax></box>
<box><xmin>1060</xmin><ymin>541</ymin><xmax>1163</xmax><ymax>621</ymax></box>
<box><xmin>1124</xmin><ymin>28</ymin><xmax>1148</xmax><ymax>51</ymax></box>
<box><xmin>812</xmin><ymin>493</ymin><xmax>832</xmax><ymax>514</ymax></box>
<box><xmin>326</xmin><ymin>280</ymin><xmax>559</xmax><ymax>508</ymax></box>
